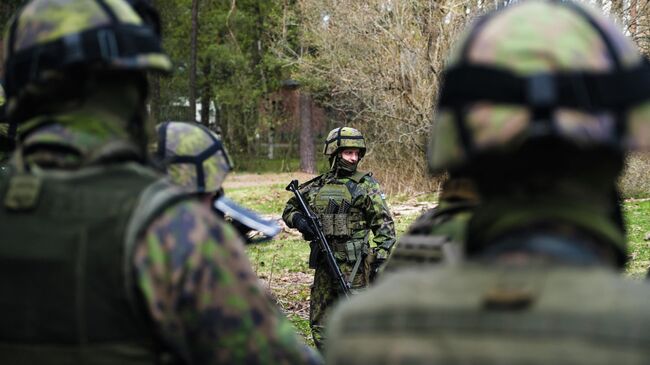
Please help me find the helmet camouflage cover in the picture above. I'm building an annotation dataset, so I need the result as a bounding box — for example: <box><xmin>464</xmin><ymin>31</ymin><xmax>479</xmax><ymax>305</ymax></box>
<box><xmin>323</xmin><ymin>127</ymin><xmax>366</xmax><ymax>157</ymax></box>
<box><xmin>428</xmin><ymin>0</ymin><xmax>650</xmax><ymax>172</ymax></box>
<box><xmin>155</xmin><ymin>121</ymin><xmax>232</xmax><ymax>194</ymax></box>
<box><xmin>3</xmin><ymin>0</ymin><xmax>171</xmax><ymax>103</ymax></box>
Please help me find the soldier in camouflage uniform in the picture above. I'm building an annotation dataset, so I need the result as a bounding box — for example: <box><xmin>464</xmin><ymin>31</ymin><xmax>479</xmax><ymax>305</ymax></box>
<box><xmin>154</xmin><ymin>120</ymin><xmax>280</xmax><ymax>242</ymax></box>
<box><xmin>282</xmin><ymin>127</ymin><xmax>396</xmax><ymax>350</ymax></box>
<box><xmin>0</xmin><ymin>1</ymin><xmax>320</xmax><ymax>364</ymax></box>
<box><xmin>327</xmin><ymin>2</ymin><xmax>650</xmax><ymax>364</ymax></box>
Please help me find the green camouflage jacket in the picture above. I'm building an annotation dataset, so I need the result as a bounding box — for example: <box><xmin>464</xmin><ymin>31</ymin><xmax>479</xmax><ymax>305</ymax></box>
<box><xmin>282</xmin><ymin>170</ymin><xmax>396</xmax><ymax>255</ymax></box>
<box><xmin>8</xmin><ymin>115</ymin><xmax>321</xmax><ymax>365</ymax></box>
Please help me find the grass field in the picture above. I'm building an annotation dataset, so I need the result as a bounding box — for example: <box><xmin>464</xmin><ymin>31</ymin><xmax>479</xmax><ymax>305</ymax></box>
<box><xmin>226</xmin><ymin>173</ymin><xmax>650</xmax><ymax>344</ymax></box>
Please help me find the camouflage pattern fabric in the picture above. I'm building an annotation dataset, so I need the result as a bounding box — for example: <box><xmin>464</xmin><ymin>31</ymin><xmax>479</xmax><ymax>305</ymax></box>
<box><xmin>309</xmin><ymin>257</ymin><xmax>369</xmax><ymax>349</ymax></box>
<box><xmin>283</xmin><ymin>171</ymin><xmax>396</xmax><ymax>253</ymax></box>
<box><xmin>136</xmin><ymin>200</ymin><xmax>320</xmax><ymax>364</ymax></box>
<box><xmin>155</xmin><ymin>121</ymin><xmax>232</xmax><ymax>194</ymax></box>
<box><xmin>9</xmin><ymin>116</ymin><xmax>322</xmax><ymax>365</ymax></box>
<box><xmin>282</xmin><ymin>170</ymin><xmax>395</xmax><ymax>349</ymax></box>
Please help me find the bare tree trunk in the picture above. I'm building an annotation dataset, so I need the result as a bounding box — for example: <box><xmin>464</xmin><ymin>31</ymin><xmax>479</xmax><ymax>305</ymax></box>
<box><xmin>189</xmin><ymin>0</ymin><xmax>199</xmax><ymax>122</ymax></box>
<box><xmin>299</xmin><ymin>93</ymin><xmax>316</xmax><ymax>173</ymax></box>
<box><xmin>149</xmin><ymin>75</ymin><xmax>161</xmax><ymax>125</ymax></box>
<box><xmin>200</xmin><ymin>59</ymin><xmax>212</xmax><ymax>127</ymax></box>
<box><xmin>268</xmin><ymin>127</ymin><xmax>275</xmax><ymax>159</ymax></box>
<box><xmin>611</xmin><ymin>0</ymin><xmax>624</xmax><ymax>24</ymax></box>
<box><xmin>630</xmin><ymin>0</ymin><xmax>638</xmax><ymax>38</ymax></box>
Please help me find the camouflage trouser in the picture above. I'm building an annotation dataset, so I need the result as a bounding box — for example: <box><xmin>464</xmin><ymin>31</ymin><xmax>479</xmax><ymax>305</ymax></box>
<box><xmin>310</xmin><ymin>255</ymin><xmax>369</xmax><ymax>351</ymax></box>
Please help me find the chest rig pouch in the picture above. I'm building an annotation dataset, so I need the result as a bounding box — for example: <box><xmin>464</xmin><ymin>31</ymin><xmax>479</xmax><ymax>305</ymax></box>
<box><xmin>313</xmin><ymin>181</ymin><xmax>367</xmax><ymax>263</ymax></box>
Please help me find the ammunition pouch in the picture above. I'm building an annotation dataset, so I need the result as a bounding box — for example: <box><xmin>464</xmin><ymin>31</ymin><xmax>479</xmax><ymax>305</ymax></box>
<box><xmin>318</xmin><ymin>212</ymin><xmax>365</xmax><ymax>239</ymax></box>
<box><xmin>332</xmin><ymin>239</ymin><xmax>368</xmax><ymax>263</ymax></box>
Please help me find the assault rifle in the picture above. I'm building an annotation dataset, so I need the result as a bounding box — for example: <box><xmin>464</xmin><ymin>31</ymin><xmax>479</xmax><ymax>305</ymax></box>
<box><xmin>286</xmin><ymin>180</ymin><xmax>351</xmax><ymax>298</ymax></box>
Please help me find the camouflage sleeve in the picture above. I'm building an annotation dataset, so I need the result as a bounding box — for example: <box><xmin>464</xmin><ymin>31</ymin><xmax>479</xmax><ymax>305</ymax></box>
<box><xmin>282</xmin><ymin>180</ymin><xmax>319</xmax><ymax>228</ymax></box>
<box><xmin>282</xmin><ymin>195</ymin><xmax>301</xmax><ymax>228</ymax></box>
<box><xmin>359</xmin><ymin>176</ymin><xmax>396</xmax><ymax>251</ymax></box>
<box><xmin>134</xmin><ymin>200</ymin><xmax>322</xmax><ymax>365</ymax></box>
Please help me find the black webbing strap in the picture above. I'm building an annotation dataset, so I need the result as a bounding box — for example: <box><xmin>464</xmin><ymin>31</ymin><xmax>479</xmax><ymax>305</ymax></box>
<box><xmin>4</xmin><ymin>24</ymin><xmax>162</xmax><ymax>98</ymax></box>
<box><xmin>439</xmin><ymin>63</ymin><xmax>650</xmax><ymax>111</ymax></box>
<box><xmin>325</xmin><ymin>129</ymin><xmax>364</xmax><ymax>144</ymax></box>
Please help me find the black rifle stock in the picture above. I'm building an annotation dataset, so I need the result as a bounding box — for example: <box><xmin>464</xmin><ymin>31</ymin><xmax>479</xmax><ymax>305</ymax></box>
<box><xmin>286</xmin><ymin>180</ymin><xmax>351</xmax><ymax>298</ymax></box>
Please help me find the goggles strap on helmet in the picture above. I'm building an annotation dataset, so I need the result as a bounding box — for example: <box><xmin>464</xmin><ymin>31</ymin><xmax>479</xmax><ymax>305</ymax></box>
<box><xmin>5</xmin><ymin>24</ymin><xmax>162</xmax><ymax>99</ymax></box>
<box><xmin>440</xmin><ymin>63</ymin><xmax>650</xmax><ymax>114</ymax></box>
<box><xmin>439</xmin><ymin>62</ymin><xmax>650</xmax><ymax>147</ymax></box>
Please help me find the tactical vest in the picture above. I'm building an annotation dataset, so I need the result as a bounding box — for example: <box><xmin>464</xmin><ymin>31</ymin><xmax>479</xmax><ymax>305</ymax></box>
<box><xmin>0</xmin><ymin>162</ymin><xmax>186</xmax><ymax>365</ymax></box>
<box><xmin>311</xmin><ymin>171</ymin><xmax>369</xmax><ymax>263</ymax></box>
<box><xmin>327</xmin><ymin>264</ymin><xmax>650</xmax><ymax>365</ymax></box>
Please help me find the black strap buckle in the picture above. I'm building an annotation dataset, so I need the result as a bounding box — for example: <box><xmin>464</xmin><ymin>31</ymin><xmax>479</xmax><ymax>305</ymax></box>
<box><xmin>527</xmin><ymin>73</ymin><xmax>556</xmax><ymax>108</ymax></box>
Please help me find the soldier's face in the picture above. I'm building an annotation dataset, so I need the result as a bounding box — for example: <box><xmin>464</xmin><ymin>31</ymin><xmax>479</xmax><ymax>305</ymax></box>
<box><xmin>340</xmin><ymin>148</ymin><xmax>360</xmax><ymax>164</ymax></box>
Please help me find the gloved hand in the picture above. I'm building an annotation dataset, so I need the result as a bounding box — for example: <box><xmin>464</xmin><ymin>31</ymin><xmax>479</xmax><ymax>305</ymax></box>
<box><xmin>369</xmin><ymin>247</ymin><xmax>389</xmax><ymax>282</ymax></box>
<box><xmin>292</xmin><ymin>213</ymin><xmax>316</xmax><ymax>241</ymax></box>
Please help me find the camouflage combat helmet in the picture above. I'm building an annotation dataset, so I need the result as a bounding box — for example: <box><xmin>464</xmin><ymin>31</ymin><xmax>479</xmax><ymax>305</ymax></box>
<box><xmin>155</xmin><ymin>121</ymin><xmax>232</xmax><ymax>194</ymax></box>
<box><xmin>323</xmin><ymin>127</ymin><xmax>366</xmax><ymax>157</ymax></box>
<box><xmin>428</xmin><ymin>0</ymin><xmax>650</xmax><ymax>172</ymax></box>
<box><xmin>2</xmin><ymin>0</ymin><xmax>171</xmax><ymax>107</ymax></box>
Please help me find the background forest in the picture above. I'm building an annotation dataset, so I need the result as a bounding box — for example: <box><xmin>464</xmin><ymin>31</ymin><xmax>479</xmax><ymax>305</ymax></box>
<box><xmin>2</xmin><ymin>0</ymin><xmax>650</xmax><ymax>196</ymax></box>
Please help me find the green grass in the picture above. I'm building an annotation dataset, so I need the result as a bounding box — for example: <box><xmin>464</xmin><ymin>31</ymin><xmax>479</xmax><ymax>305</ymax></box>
<box><xmin>624</xmin><ymin>200</ymin><xmax>650</xmax><ymax>277</ymax></box>
<box><xmin>227</xmin><ymin>184</ymin><xmax>291</xmax><ymax>215</ymax></box>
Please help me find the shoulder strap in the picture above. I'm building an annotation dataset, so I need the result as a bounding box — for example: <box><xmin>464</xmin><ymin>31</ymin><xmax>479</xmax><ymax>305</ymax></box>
<box><xmin>349</xmin><ymin>170</ymin><xmax>370</xmax><ymax>183</ymax></box>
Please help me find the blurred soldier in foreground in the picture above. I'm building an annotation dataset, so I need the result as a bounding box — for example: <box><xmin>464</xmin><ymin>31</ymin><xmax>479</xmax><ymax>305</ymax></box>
<box><xmin>154</xmin><ymin>121</ymin><xmax>280</xmax><ymax>243</ymax></box>
<box><xmin>0</xmin><ymin>0</ymin><xmax>320</xmax><ymax>364</ymax></box>
<box><xmin>326</xmin><ymin>1</ymin><xmax>650</xmax><ymax>363</ymax></box>
<box><xmin>282</xmin><ymin>127</ymin><xmax>396</xmax><ymax>350</ymax></box>
<box><xmin>381</xmin><ymin>174</ymin><xmax>478</xmax><ymax>272</ymax></box>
